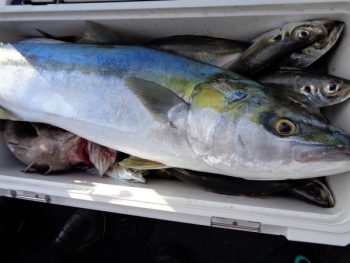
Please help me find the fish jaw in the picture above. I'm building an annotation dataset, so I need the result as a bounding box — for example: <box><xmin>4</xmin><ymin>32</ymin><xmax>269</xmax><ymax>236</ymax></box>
<box><xmin>291</xmin><ymin>143</ymin><xmax>350</xmax><ymax>163</ymax></box>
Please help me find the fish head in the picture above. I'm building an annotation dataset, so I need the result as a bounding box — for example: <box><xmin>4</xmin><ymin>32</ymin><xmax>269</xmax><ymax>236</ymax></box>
<box><xmin>190</xmin><ymin>77</ymin><xmax>350</xmax><ymax>178</ymax></box>
<box><xmin>277</xmin><ymin>20</ymin><xmax>332</xmax><ymax>46</ymax></box>
<box><xmin>288</xmin><ymin>178</ymin><xmax>335</xmax><ymax>208</ymax></box>
<box><xmin>2</xmin><ymin>121</ymin><xmax>81</xmax><ymax>174</ymax></box>
<box><xmin>298</xmin><ymin>72</ymin><xmax>350</xmax><ymax>107</ymax></box>
<box><xmin>280</xmin><ymin>21</ymin><xmax>344</xmax><ymax>68</ymax></box>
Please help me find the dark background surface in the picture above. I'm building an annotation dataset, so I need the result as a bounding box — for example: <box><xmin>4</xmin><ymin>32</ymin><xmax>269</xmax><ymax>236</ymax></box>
<box><xmin>1</xmin><ymin>197</ymin><xmax>350</xmax><ymax>263</ymax></box>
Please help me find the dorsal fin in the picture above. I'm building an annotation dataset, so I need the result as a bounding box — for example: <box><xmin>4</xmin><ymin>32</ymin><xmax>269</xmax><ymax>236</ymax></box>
<box><xmin>22</xmin><ymin>162</ymin><xmax>35</xmax><ymax>173</ymax></box>
<box><xmin>76</xmin><ymin>21</ymin><xmax>129</xmax><ymax>45</ymax></box>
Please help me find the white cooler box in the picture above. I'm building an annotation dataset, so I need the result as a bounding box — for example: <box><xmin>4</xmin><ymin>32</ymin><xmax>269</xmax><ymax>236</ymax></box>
<box><xmin>0</xmin><ymin>0</ymin><xmax>350</xmax><ymax>246</ymax></box>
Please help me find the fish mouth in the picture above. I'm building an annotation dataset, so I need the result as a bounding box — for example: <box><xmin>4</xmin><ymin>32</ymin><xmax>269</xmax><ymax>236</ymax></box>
<box><xmin>314</xmin><ymin>21</ymin><xmax>344</xmax><ymax>49</ymax></box>
<box><xmin>292</xmin><ymin>143</ymin><xmax>350</xmax><ymax>163</ymax></box>
<box><xmin>325</xmin><ymin>191</ymin><xmax>335</xmax><ymax>208</ymax></box>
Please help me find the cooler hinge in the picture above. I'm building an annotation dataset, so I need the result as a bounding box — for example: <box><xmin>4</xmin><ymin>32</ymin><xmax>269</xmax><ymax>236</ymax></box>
<box><xmin>10</xmin><ymin>190</ymin><xmax>51</xmax><ymax>203</ymax></box>
<box><xmin>211</xmin><ymin>217</ymin><xmax>261</xmax><ymax>233</ymax></box>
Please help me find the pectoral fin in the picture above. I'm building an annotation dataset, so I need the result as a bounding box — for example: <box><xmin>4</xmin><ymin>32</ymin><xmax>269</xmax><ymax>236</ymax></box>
<box><xmin>76</xmin><ymin>21</ymin><xmax>129</xmax><ymax>44</ymax></box>
<box><xmin>0</xmin><ymin>107</ymin><xmax>23</xmax><ymax>121</ymax></box>
<box><xmin>125</xmin><ymin>77</ymin><xmax>189</xmax><ymax>124</ymax></box>
<box><xmin>119</xmin><ymin>156</ymin><xmax>168</xmax><ymax>170</ymax></box>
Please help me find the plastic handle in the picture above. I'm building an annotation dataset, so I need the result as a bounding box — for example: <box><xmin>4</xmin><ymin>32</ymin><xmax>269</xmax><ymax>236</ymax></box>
<box><xmin>294</xmin><ymin>255</ymin><xmax>311</xmax><ymax>263</ymax></box>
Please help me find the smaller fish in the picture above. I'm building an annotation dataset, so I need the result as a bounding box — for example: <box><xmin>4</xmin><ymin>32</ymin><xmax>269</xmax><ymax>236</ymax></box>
<box><xmin>168</xmin><ymin>168</ymin><xmax>334</xmax><ymax>208</ymax></box>
<box><xmin>146</xmin><ymin>35</ymin><xmax>249</xmax><ymax>68</ymax></box>
<box><xmin>105</xmin><ymin>164</ymin><xmax>147</xmax><ymax>183</ymax></box>
<box><xmin>279</xmin><ymin>22</ymin><xmax>344</xmax><ymax>68</ymax></box>
<box><xmin>0</xmin><ymin>120</ymin><xmax>81</xmax><ymax>174</ymax></box>
<box><xmin>228</xmin><ymin>20</ymin><xmax>333</xmax><ymax>75</ymax></box>
<box><xmin>0</xmin><ymin>120</ymin><xmax>146</xmax><ymax>182</ymax></box>
<box><xmin>255</xmin><ymin>70</ymin><xmax>350</xmax><ymax>107</ymax></box>
<box><xmin>146</xmin><ymin>22</ymin><xmax>342</xmax><ymax>72</ymax></box>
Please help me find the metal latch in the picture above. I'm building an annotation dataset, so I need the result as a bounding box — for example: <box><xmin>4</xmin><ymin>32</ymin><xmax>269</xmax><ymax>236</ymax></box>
<box><xmin>10</xmin><ymin>190</ymin><xmax>51</xmax><ymax>203</ymax></box>
<box><xmin>211</xmin><ymin>217</ymin><xmax>261</xmax><ymax>233</ymax></box>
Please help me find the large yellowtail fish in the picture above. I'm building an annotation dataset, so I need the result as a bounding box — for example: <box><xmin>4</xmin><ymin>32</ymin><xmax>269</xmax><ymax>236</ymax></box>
<box><xmin>0</xmin><ymin>42</ymin><xmax>350</xmax><ymax>180</ymax></box>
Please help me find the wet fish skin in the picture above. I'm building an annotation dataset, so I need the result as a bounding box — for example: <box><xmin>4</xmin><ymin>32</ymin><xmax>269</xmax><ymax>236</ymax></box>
<box><xmin>146</xmin><ymin>35</ymin><xmax>249</xmax><ymax>68</ymax></box>
<box><xmin>255</xmin><ymin>70</ymin><xmax>350</xmax><ymax>107</ymax></box>
<box><xmin>2</xmin><ymin>44</ymin><xmax>350</xmax><ymax>180</ymax></box>
<box><xmin>168</xmin><ymin>168</ymin><xmax>292</xmax><ymax>195</ymax></box>
<box><xmin>228</xmin><ymin>20</ymin><xmax>332</xmax><ymax>75</ymax></box>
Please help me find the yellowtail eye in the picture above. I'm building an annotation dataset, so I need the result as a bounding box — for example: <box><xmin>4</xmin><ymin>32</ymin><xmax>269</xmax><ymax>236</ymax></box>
<box><xmin>274</xmin><ymin>119</ymin><xmax>296</xmax><ymax>136</ymax></box>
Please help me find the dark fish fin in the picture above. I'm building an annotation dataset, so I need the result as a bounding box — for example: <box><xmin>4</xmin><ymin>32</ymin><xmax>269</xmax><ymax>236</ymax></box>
<box><xmin>8</xmin><ymin>142</ymin><xmax>30</xmax><ymax>150</ymax></box>
<box><xmin>43</xmin><ymin>167</ymin><xmax>53</xmax><ymax>175</ymax></box>
<box><xmin>278</xmin><ymin>66</ymin><xmax>301</xmax><ymax>71</ymax></box>
<box><xmin>0</xmin><ymin>106</ymin><xmax>23</xmax><ymax>121</ymax></box>
<box><xmin>36</xmin><ymin>29</ymin><xmax>76</xmax><ymax>42</ymax></box>
<box><xmin>36</xmin><ymin>29</ymin><xmax>58</xmax><ymax>39</ymax></box>
<box><xmin>76</xmin><ymin>20</ymin><xmax>129</xmax><ymax>45</ymax></box>
<box><xmin>22</xmin><ymin>162</ymin><xmax>35</xmax><ymax>173</ymax></box>
<box><xmin>125</xmin><ymin>77</ymin><xmax>189</xmax><ymax>123</ymax></box>
<box><xmin>29</xmin><ymin>123</ymin><xmax>41</xmax><ymax>136</ymax></box>
<box><xmin>120</xmin><ymin>156</ymin><xmax>168</xmax><ymax>170</ymax></box>
<box><xmin>251</xmin><ymin>28</ymin><xmax>280</xmax><ymax>44</ymax></box>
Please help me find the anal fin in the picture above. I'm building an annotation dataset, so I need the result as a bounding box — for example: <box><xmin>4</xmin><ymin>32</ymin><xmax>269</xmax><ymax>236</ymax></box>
<box><xmin>0</xmin><ymin>107</ymin><xmax>23</xmax><ymax>121</ymax></box>
<box><xmin>119</xmin><ymin>156</ymin><xmax>168</xmax><ymax>170</ymax></box>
